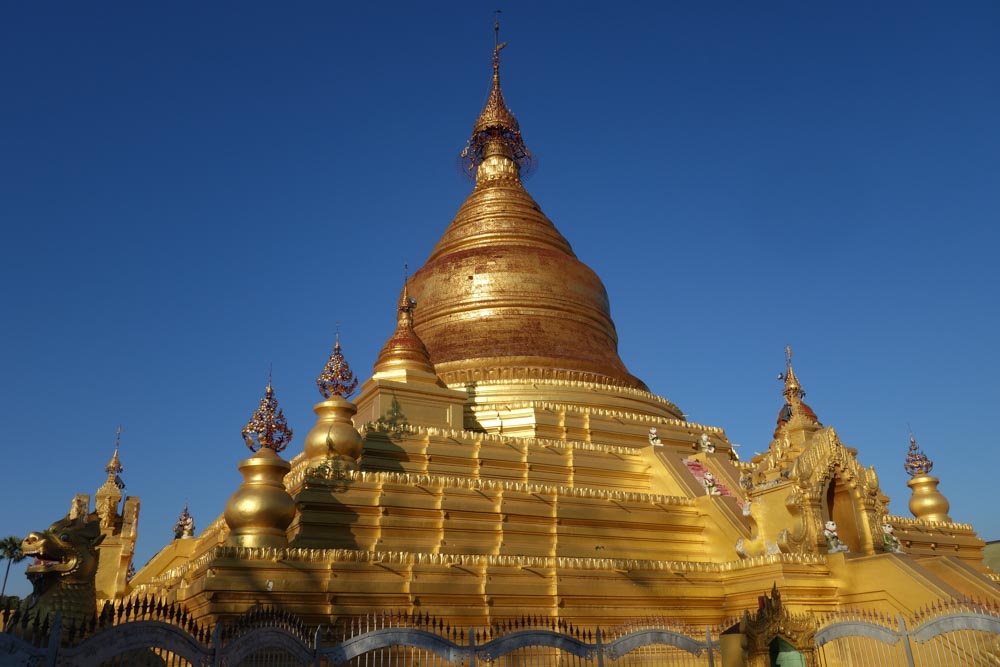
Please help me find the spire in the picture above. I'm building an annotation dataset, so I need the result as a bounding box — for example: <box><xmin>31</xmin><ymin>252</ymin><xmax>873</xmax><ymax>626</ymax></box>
<box><xmin>781</xmin><ymin>345</ymin><xmax>804</xmax><ymax>407</ymax></box>
<box><xmin>903</xmin><ymin>430</ymin><xmax>934</xmax><ymax>477</ymax></box>
<box><xmin>317</xmin><ymin>327</ymin><xmax>358</xmax><ymax>399</ymax></box>
<box><xmin>459</xmin><ymin>12</ymin><xmax>534</xmax><ymax>181</ymax></box>
<box><xmin>774</xmin><ymin>346</ymin><xmax>821</xmax><ymax>438</ymax></box>
<box><xmin>241</xmin><ymin>374</ymin><xmax>293</xmax><ymax>453</ymax></box>
<box><xmin>374</xmin><ymin>271</ymin><xmax>437</xmax><ymax>377</ymax></box>
<box><xmin>104</xmin><ymin>425</ymin><xmax>125</xmax><ymax>488</ymax></box>
<box><xmin>95</xmin><ymin>425</ymin><xmax>126</xmax><ymax>529</ymax></box>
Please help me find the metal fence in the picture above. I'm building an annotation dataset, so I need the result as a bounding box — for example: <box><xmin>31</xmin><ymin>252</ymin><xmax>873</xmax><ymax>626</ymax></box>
<box><xmin>815</xmin><ymin>600</ymin><xmax>1000</xmax><ymax>667</ymax></box>
<box><xmin>3</xmin><ymin>597</ymin><xmax>998</xmax><ymax>666</ymax></box>
<box><xmin>0</xmin><ymin>603</ymin><xmax>721</xmax><ymax>667</ymax></box>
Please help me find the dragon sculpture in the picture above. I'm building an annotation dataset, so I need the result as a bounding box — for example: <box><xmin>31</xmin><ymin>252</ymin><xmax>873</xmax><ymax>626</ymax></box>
<box><xmin>15</xmin><ymin>512</ymin><xmax>104</xmax><ymax>628</ymax></box>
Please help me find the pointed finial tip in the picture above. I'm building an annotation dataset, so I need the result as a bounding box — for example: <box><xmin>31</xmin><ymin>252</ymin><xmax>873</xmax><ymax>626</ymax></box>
<box><xmin>317</xmin><ymin>331</ymin><xmax>359</xmax><ymax>399</ymax></box>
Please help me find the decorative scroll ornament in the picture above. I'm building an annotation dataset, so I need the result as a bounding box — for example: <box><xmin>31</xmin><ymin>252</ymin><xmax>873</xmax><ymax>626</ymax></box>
<box><xmin>241</xmin><ymin>377</ymin><xmax>293</xmax><ymax>453</ymax></box>
<box><xmin>459</xmin><ymin>13</ymin><xmax>535</xmax><ymax>178</ymax></box>
<box><xmin>903</xmin><ymin>431</ymin><xmax>933</xmax><ymax>477</ymax></box>
<box><xmin>317</xmin><ymin>333</ymin><xmax>358</xmax><ymax>399</ymax></box>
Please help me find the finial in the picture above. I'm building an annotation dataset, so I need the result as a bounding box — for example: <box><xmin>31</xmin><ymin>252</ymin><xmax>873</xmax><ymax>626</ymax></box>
<box><xmin>105</xmin><ymin>425</ymin><xmax>124</xmax><ymax>475</ymax></box>
<box><xmin>398</xmin><ymin>269</ymin><xmax>417</xmax><ymax>325</ymax></box>
<box><xmin>459</xmin><ymin>12</ymin><xmax>534</xmax><ymax>179</ymax></box>
<box><xmin>104</xmin><ymin>425</ymin><xmax>125</xmax><ymax>489</ymax></box>
<box><xmin>241</xmin><ymin>376</ymin><xmax>293</xmax><ymax>453</ymax></box>
<box><xmin>904</xmin><ymin>429</ymin><xmax>934</xmax><ymax>477</ymax></box>
<box><xmin>778</xmin><ymin>345</ymin><xmax>803</xmax><ymax>402</ymax></box>
<box><xmin>317</xmin><ymin>328</ymin><xmax>359</xmax><ymax>399</ymax></box>
<box><xmin>493</xmin><ymin>10</ymin><xmax>505</xmax><ymax>77</ymax></box>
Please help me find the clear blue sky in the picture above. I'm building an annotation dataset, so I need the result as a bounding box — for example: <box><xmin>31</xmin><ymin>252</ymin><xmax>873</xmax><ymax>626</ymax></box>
<box><xmin>2</xmin><ymin>3</ymin><xmax>998</xmax><ymax>598</ymax></box>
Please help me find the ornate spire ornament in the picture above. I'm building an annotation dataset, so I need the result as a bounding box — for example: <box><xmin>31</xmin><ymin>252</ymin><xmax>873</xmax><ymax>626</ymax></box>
<box><xmin>903</xmin><ymin>430</ymin><xmax>934</xmax><ymax>477</ymax></box>
<box><xmin>317</xmin><ymin>329</ymin><xmax>358</xmax><ymax>399</ymax></box>
<box><xmin>773</xmin><ymin>346</ymin><xmax>821</xmax><ymax>440</ymax></box>
<box><xmin>904</xmin><ymin>429</ymin><xmax>951</xmax><ymax>522</ymax></box>
<box><xmin>96</xmin><ymin>425</ymin><xmax>126</xmax><ymax>528</ymax></box>
<box><xmin>779</xmin><ymin>345</ymin><xmax>805</xmax><ymax>405</ymax></box>
<box><xmin>374</xmin><ymin>271</ymin><xmax>436</xmax><ymax>377</ymax></box>
<box><xmin>459</xmin><ymin>12</ymin><xmax>535</xmax><ymax>179</ymax></box>
<box><xmin>104</xmin><ymin>425</ymin><xmax>125</xmax><ymax>489</ymax></box>
<box><xmin>241</xmin><ymin>374</ymin><xmax>293</xmax><ymax>453</ymax></box>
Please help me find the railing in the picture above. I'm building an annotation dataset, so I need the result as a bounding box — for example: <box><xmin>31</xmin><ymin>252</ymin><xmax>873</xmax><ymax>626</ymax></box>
<box><xmin>0</xmin><ymin>602</ymin><xmax>722</xmax><ymax>666</ymax></box>
<box><xmin>816</xmin><ymin>599</ymin><xmax>1000</xmax><ymax>667</ymax></box>
<box><xmin>3</xmin><ymin>596</ymin><xmax>998</xmax><ymax>666</ymax></box>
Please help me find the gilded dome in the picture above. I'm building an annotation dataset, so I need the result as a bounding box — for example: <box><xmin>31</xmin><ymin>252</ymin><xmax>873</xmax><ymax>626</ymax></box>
<box><xmin>406</xmin><ymin>46</ymin><xmax>644</xmax><ymax>391</ymax></box>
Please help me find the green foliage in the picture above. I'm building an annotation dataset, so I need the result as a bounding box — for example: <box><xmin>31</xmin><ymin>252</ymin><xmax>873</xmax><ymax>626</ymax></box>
<box><xmin>1</xmin><ymin>534</ymin><xmax>26</xmax><ymax>599</ymax></box>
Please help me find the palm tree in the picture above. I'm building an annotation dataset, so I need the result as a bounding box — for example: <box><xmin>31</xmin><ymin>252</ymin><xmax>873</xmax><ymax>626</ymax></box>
<box><xmin>1</xmin><ymin>535</ymin><xmax>26</xmax><ymax>601</ymax></box>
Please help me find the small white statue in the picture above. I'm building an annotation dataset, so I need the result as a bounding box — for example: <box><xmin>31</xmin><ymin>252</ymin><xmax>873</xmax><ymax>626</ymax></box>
<box><xmin>703</xmin><ymin>471</ymin><xmax>722</xmax><ymax>495</ymax></box>
<box><xmin>697</xmin><ymin>433</ymin><xmax>715</xmax><ymax>453</ymax></box>
<box><xmin>174</xmin><ymin>504</ymin><xmax>195</xmax><ymax>539</ymax></box>
<box><xmin>648</xmin><ymin>426</ymin><xmax>662</xmax><ymax>446</ymax></box>
<box><xmin>824</xmin><ymin>520</ymin><xmax>849</xmax><ymax>553</ymax></box>
<box><xmin>882</xmin><ymin>523</ymin><xmax>903</xmax><ymax>553</ymax></box>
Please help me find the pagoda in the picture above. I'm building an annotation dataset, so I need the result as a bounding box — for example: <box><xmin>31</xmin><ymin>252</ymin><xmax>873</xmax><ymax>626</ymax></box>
<box><xmin>119</xmin><ymin>28</ymin><xmax>997</xmax><ymax>629</ymax></box>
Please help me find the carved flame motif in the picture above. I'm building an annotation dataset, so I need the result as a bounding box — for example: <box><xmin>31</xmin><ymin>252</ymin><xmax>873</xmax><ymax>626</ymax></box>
<box><xmin>903</xmin><ymin>432</ymin><xmax>933</xmax><ymax>477</ymax></box>
<box><xmin>241</xmin><ymin>379</ymin><xmax>293</xmax><ymax>453</ymax></box>
<box><xmin>316</xmin><ymin>334</ymin><xmax>358</xmax><ymax>399</ymax></box>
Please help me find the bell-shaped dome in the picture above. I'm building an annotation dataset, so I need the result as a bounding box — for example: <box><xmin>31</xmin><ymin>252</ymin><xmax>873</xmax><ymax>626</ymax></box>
<box><xmin>406</xmin><ymin>43</ymin><xmax>645</xmax><ymax>391</ymax></box>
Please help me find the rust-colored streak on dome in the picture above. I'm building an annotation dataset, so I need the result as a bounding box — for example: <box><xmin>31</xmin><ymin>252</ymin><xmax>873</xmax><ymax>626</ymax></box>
<box><xmin>408</xmin><ymin>160</ymin><xmax>644</xmax><ymax>390</ymax></box>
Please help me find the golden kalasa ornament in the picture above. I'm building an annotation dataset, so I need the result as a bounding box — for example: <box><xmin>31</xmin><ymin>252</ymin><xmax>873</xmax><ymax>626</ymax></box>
<box><xmin>226</xmin><ymin>379</ymin><xmax>296</xmax><ymax>547</ymax></box>
<box><xmin>904</xmin><ymin>432</ymin><xmax>952</xmax><ymax>523</ymax></box>
<box><xmin>224</xmin><ymin>448</ymin><xmax>295</xmax><ymax>548</ymax></box>
<box><xmin>305</xmin><ymin>335</ymin><xmax>363</xmax><ymax>465</ymax></box>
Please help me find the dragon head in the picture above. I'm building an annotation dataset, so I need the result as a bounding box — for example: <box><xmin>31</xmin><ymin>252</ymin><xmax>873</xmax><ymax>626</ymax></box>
<box><xmin>21</xmin><ymin>513</ymin><xmax>103</xmax><ymax>590</ymax></box>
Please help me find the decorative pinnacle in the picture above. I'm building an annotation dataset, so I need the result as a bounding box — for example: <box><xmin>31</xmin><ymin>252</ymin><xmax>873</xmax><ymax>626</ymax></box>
<box><xmin>904</xmin><ymin>430</ymin><xmax>934</xmax><ymax>477</ymax></box>
<box><xmin>778</xmin><ymin>345</ymin><xmax>805</xmax><ymax>404</ymax></box>
<box><xmin>398</xmin><ymin>272</ymin><xmax>417</xmax><ymax>327</ymax></box>
<box><xmin>459</xmin><ymin>12</ymin><xmax>534</xmax><ymax>178</ymax></box>
<box><xmin>105</xmin><ymin>425</ymin><xmax>124</xmax><ymax>476</ymax></box>
<box><xmin>317</xmin><ymin>329</ymin><xmax>358</xmax><ymax>399</ymax></box>
<box><xmin>241</xmin><ymin>375</ymin><xmax>293</xmax><ymax>453</ymax></box>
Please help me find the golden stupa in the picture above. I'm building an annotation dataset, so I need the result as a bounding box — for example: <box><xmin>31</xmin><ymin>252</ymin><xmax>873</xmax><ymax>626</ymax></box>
<box><xmin>79</xmin><ymin>27</ymin><xmax>995</xmax><ymax>642</ymax></box>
